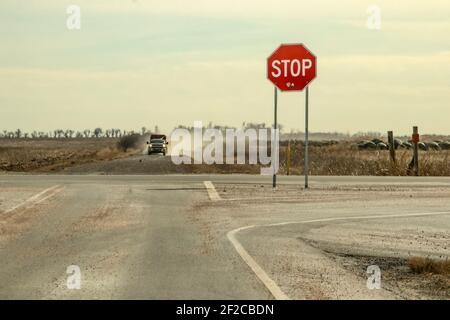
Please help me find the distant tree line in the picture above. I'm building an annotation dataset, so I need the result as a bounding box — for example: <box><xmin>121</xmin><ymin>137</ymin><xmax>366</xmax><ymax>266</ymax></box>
<box><xmin>0</xmin><ymin>127</ymin><xmax>159</xmax><ymax>139</ymax></box>
<box><xmin>1</xmin><ymin>124</ymin><xmax>404</xmax><ymax>141</ymax></box>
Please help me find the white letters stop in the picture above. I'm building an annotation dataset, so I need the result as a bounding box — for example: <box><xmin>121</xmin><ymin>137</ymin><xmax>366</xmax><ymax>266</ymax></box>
<box><xmin>271</xmin><ymin>59</ymin><xmax>312</xmax><ymax>78</ymax></box>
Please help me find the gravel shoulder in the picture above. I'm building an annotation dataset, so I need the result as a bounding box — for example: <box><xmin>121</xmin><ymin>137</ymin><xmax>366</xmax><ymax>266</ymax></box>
<box><xmin>193</xmin><ymin>183</ymin><xmax>450</xmax><ymax>299</ymax></box>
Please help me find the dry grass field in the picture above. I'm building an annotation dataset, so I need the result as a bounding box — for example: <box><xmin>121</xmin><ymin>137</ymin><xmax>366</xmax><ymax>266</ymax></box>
<box><xmin>408</xmin><ymin>257</ymin><xmax>450</xmax><ymax>275</ymax></box>
<box><xmin>181</xmin><ymin>139</ymin><xmax>450</xmax><ymax>176</ymax></box>
<box><xmin>278</xmin><ymin>141</ymin><xmax>450</xmax><ymax>176</ymax></box>
<box><xmin>0</xmin><ymin>138</ymin><xmax>449</xmax><ymax>176</ymax></box>
<box><xmin>0</xmin><ymin>139</ymin><xmax>137</xmax><ymax>172</ymax></box>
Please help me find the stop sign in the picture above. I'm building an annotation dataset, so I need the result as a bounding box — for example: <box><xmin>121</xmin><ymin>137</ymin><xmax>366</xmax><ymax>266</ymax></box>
<box><xmin>267</xmin><ymin>44</ymin><xmax>316</xmax><ymax>91</ymax></box>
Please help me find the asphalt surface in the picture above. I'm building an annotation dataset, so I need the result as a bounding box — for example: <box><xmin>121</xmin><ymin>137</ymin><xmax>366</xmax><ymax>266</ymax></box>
<box><xmin>0</xmin><ymin>174</ymin><xmax>449</xmax><ymax>299</ymax></box>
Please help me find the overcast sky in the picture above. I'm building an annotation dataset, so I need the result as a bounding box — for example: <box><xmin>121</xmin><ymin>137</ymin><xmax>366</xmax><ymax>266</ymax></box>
<box><xmin>0</xmin><ymin>0</ymin><xmax>449</xmax><ymax>135</ymax></box>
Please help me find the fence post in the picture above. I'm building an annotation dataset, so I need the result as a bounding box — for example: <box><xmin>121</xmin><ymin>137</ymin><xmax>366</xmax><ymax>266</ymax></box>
<box><xmin>412</xmin><ymin>126</ymin><xmax>419</xmax><ymax>176</ymax></box>
<box><xmin>388</xmin><ymin>131</ymin><xmax>396</xmax><ymax>164</ymax></box>
<box><xmin>286</xmin><ymin>140</ymin><xmax>291</xmax><ymax>176</ymax></box>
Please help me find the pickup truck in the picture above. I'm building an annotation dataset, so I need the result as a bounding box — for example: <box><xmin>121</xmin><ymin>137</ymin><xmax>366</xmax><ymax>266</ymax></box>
<box><xmin>146</xmin><ymin>134</ymin><xmax>168</xmax><ymax>155</ymax></box>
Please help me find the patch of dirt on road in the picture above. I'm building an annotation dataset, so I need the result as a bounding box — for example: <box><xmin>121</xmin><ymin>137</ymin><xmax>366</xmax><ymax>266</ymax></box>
<box><xmin>0</xmin><ymin>189</ymin><xmax>63</xmax><ymax>245</ymax></box>
<box><xmin>72</xmin><ymin>204</ymin><xmax>139</xmax><ymax>233</ymax></box>
<box><xmin>0</xmin><ymin>207</ymin><xmax>39</xmax><ymax>244</ymax></box>
<box><xmin>0</xmin><ymin>187</ymin><xmax>39</xmax><ymax>212</ymax></box>
<box><xmin>188</xmin><ymin>202</ymin><xmax>218</xmax><ymax>255</ymax></box>
<box><xmin>188</xmin><ymin>200</ymin><xmax>237</xmax><ymax>256</ymax></box>
<box><xmin>325</xmin><ymin>253</ymin><xmax>450</xmax><ymax>299</ymax></box>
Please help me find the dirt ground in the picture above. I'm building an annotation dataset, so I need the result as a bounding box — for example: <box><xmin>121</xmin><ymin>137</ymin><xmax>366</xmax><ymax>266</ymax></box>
<box><xmin>0</xmin><ymin>139</ymin><xmax>137</xmax><ymax>172</ymax></box>
<box><xmin>327</xmin><ymin>254</ymin><xmax>449</xmax><ymax>299</ymax></box>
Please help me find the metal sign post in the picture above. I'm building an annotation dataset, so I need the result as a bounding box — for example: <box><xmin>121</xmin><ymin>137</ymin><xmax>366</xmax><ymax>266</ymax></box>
<box><xmin>304</xmin><ymin>86</ymin><xmax>309</xmax><ymax>189</ymax></box>
<box><xmin>267</xmin><ymin>43</ymin><xmax>316</xmax><ymax>190</ymax></box>
<box><xmin>273</xmin><ymin>86</ymin><xmax>278</xmax><ymax>188</ymax></box>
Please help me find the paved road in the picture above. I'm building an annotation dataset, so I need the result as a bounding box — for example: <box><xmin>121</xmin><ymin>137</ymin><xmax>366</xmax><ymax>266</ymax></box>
<box><xmin>0</xmin><ymin>175</ymin><xmax>449</xmax><ymax>299</ymax></box>
<box><xmin>1</xmin><ymin>174</ymin><xmax>450</xmax><ymax>186</ymax></box>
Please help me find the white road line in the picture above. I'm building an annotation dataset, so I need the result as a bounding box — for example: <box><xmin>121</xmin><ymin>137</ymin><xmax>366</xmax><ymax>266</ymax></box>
<box><xmin>22</xmin><ymin>184</ymin><xmax>59</xmax><ymax>202</ymax></box>
<box><xmin>3</xmin><ymin>185</ymin><xmax>64</xmax><ymax>214</ymax></box>
<box><xmin>34</xmin><ymin>186</ymin><xmax>65</xmax><ymax>205</ymax></box>
<box><xmin>204</xmin><ymin>181</ymin><xmax>221</xmax><ymax>201</ymax></box>
<box><xmin>227</xmin><ymin>227</ymin><xmax>290</xmax><ymax>300</ymax></box>
<box><xmin>227</xmin><ymin>210</ymin><xmax>450</xmax><ymax>300</ymax></box>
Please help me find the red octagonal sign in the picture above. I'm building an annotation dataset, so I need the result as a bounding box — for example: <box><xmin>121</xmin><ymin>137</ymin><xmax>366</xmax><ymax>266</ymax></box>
<box><xmin>267</xmin><ymin>44</ymin><xmax>316</xmax><ymax>91</ymax></box>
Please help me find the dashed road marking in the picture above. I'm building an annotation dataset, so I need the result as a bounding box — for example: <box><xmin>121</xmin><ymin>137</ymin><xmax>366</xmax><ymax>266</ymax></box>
<box><xmin>203</xmin><ymin>181</ymin><xmax>221</xmax><ymax>201</ymax></box>
<box><xmin>227</xmin><ymin>210</ymin><xmax>450</xmax><ymax>300</ymax></box>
